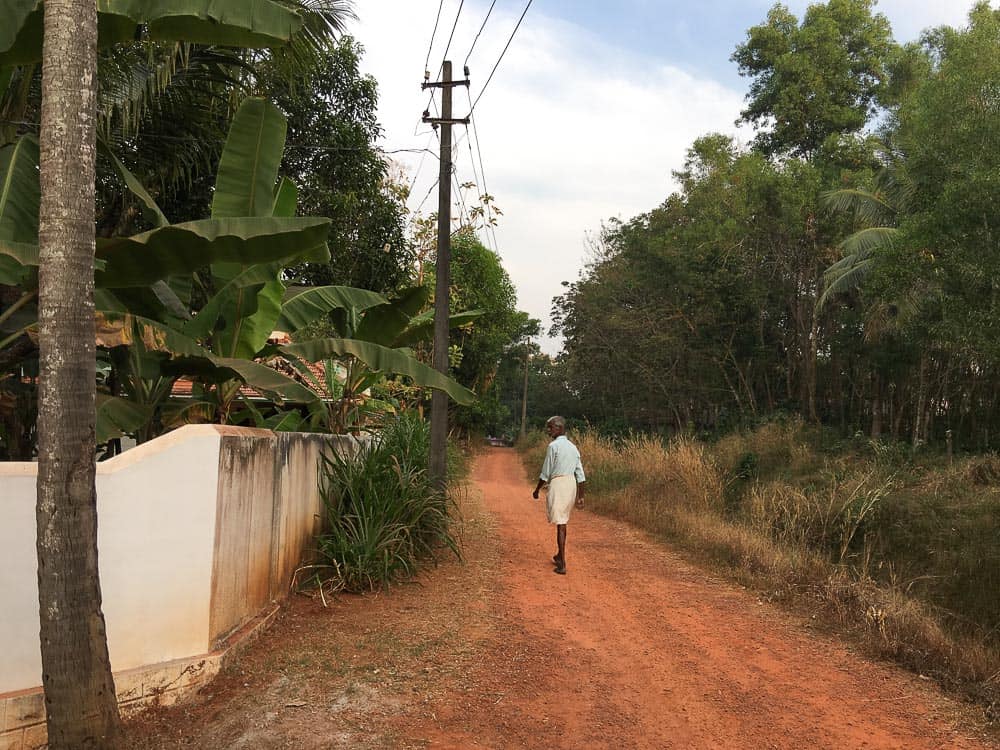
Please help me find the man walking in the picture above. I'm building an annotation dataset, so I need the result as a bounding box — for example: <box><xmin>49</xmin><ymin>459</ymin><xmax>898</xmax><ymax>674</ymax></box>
<box><xmin>532</xmin><ymin>416</ymin><xmax>586</xmax><ymax>574</ymax></box>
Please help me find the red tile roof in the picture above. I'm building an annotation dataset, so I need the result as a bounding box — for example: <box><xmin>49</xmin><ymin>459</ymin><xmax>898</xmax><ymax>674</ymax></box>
<box><xmin>170</xmin><ymin>334</ymin><xmax>338</xmax><ymax>401</ymax></box>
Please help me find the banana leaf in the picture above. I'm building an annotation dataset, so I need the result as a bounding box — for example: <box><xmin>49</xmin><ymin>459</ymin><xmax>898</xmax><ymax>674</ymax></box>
<box><xmin>215</xmin><ymin>277</ymin><xmax>285</xmax><ymax>360</ymax></box>
<box><xmin>96</xmin><ymin>395</ymin><xmax>152</xmax><ymax>444</ymax></box>
<box><xmin>352</xmin><ymin>286</ymin><xmax>430</xmax><ymax>346</ymax></box>
<box><xmin>0</xmin><ymin>9</ymin><xmax>136</xmax><ymax>66</ymax></box>
<box><xmin>211</xmin><ymin>97</ymin><xmax>286</xmax><ymax>221</ymax></box>
<box><xmin>95</xmin><ymin>216</ymin><xmax>330</xmax><ymax>288</ymax></box>
<box><xmin>391</xmin><ymin>310</ymin><xmax>484</xmax><ymax>349</ymax></box>
<box><xmin>95</xmin><ymin>312</ymin><xmax>211</xmax><ymax>357</ymax></box>
<box><xmin>0</xmin><ymin>134</ymin><xmax>40</xmax><ymax>243</ymax></box>
<box><xmin>275</xmin><ymin>286</ymin><xmax>388</xmax><ymax>333</ymax></box>
<box><xmin>0</xmin><ymin>256</ymin><xmax>25</xmax><ymax>285</ymax></box>
<box><xmin>0</xmin><ymin>238</ymin><xmax>38</xmax><ymax>266</ymax></box>
<box><xmin>0</xmin><ymin>1</ymin><xmax>37</xmax><ymax>57</ymax></box>
<box><xmin>95</xmin><ymin>311</ymin><xmax>321</xmax><ymax>405</ymax></box>
<box><xmin>0</xmin><ymin>1</ymin><xmax>303</xmax><ymax>66</ymax></box>
<box><xmin>272</xmin><ymin>177</ymin><xmax>297</xmax><ymax>218</ymax></box>
<box><xmin>211</xmin><ymin>356</ymin><xmax>319</xmax><ymax>404</ymax></box>
<box><xmin>0</xmin><ymin>239</ymin><xmax>37</xmax><ymax>286</ymax></box>
<box><xmin>182</xmin><ymin>262</ymin><xmax>282</xmax><ymax>340</ymax></box>
<box><xmin>0</xmin><ymin>66</ymin><xmax>12</xmax><ymax>102</ymax></box>
<box><xmin>282</xmin><ymin>338</ymin><xmax>475</xmax><ymax>406</ymax></box>
<box><xmin>135</xmin><ymin>1</ymin><xmax>303</xmax><ymax>48</ymax></box>
<box><xmin>150</xmin><ymin>280</ymin><xmax>190</xmax><ymax>320</ymax></box>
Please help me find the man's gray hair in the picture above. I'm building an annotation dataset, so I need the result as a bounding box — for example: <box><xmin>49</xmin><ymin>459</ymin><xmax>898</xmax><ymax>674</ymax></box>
<box><xmin>546</xmin><ymin>415</ymin><xmax>566</xmax><ymax>430</ymax></box>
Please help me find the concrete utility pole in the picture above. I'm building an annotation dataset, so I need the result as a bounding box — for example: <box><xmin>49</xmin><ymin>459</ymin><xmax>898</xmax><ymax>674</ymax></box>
<box><xmin>423</xmin><ymin>61</ymin><xmax>469</xmax><ymax>486</ymax></box>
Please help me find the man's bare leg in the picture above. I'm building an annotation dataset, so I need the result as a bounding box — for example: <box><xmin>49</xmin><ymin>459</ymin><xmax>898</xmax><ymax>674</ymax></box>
<box><xmin>553</xmin><ymin>524</ymin><xmax>567</xmax><ymax>574</ymax></box>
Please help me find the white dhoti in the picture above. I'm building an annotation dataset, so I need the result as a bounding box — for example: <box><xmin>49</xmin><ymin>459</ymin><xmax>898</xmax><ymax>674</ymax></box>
<box><xmin>545</xmin><ymin>475</ymin><xmax>577</xmax><ymax>524</ymax></box>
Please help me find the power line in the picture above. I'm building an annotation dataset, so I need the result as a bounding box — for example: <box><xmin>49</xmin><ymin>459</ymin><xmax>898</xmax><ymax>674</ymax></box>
<box><xmin>414</xmin><ymin>175</ymin><xmax>441</xmax><ymax>215</ymax></box>
<box><xmin>2</xmin><ymin>120</ymin><xmax>436</xmax><ymax>157</ymax></box>
<box><xmin>407</xmin><ymin>131</ymin><xmax>437</xmax><ymax>200</ymax></box>
<box><xmin>470</xmin><ymin>0</ymin><xmax>534</xmax><ymax>114</ymax></box>
<box><xmin>419</xmin><ymin>0</ymin><xmax>468</xmax><ymax>137</ymax></box>
<box><xmin>452</xmin><ymin>163</ymin><xmax>470</xmax><ymax>228</ymax></box>
<box><xmin>467</xmin><ymin>89</ymin><xmax>500</xmax><ymax>252</ymax></box>
<box><xmin>439</xmin><ymin>0</ymin><xmax>465</xmax><ymax>71</ymax></box>
<box><xmin>464</xmin><ymin>0</ymin><xmax>498</xmax><ymax>66</ymax></box>
<box><xmin>463</xmin><ymin>125</ymin><xmax>489</xmax><ymax>250</ymax></box>
<box><xmin>423</xmin><ymin>0</ymin><xmax>446</xmax><ymax>74</ymax></box>
<box><xmin>424</xmin><ymin>95</ymin><xmax>471</xmax><ymax>229</ymax></box>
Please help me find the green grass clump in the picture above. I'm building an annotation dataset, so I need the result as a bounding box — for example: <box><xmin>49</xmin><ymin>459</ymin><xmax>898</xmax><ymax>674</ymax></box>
<box><xmin>311</xmin><ymin>414</ymin><xmax>460</xmax><ymax>594</ymax></box>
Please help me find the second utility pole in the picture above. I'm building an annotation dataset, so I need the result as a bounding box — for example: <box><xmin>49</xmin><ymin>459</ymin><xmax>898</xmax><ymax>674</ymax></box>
<box><xmin>424</xmin><ymin>60</ymin><xmax>469</xmax><ymax>487</ymax></box>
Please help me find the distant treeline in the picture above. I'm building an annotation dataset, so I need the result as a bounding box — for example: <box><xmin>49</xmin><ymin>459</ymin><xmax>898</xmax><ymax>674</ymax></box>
<box><xmin>539</xmin><ymin>2</ymin><xmax>1000</xmax><ymax>450</ymax></box>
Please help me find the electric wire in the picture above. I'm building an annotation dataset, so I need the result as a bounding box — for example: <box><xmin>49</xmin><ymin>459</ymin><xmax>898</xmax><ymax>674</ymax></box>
<box><xmin>423</xmin><ymin>0</ymin><xmax>446</xmax><ymax>74</ymax></box>
<box><xmin>452</xmin><ymin>162</ymin><xmax>470</xmax><ymax>229</ymax></box>
<box><xmin>420</xmin><ymin>0</ymin><xmax>467</xmax><ymax>127</ymax></box>
<box><xmin>470</xmin><ymin>0</ymin><xmax>534</xmax><ymax>114</ymax></box>
<box><xmin>463</xmin><ymin>0</ymin><xmax>498</xmax><ymax>66</ymax></box>
<box><xmin>407</xmin><ymin>130</ymin><xmax>437</xmax><ymax>199</ymax></box>
<box><xmin>462</xmin><ymin>126</ymin><xmax>487</xmax><ymax>249</ymax></box>
<box><xmin>462</xmin><ymin>119</ymin><xmax>493</xmax><ymax>252</ymax></box>
<box><xmin>466</xmin><ymin>88</ymin><xmax>500</xmax><ymax>252</ymax></box>
<box><xmin>425</xmin><ymin>96</ymin><xmax>471</xmax><ymax>230</ymax></box>
<box><xmin>438</xmin><ymin>0</ymin><xmax>465</xmax><ymax>71</ymax></box>
<box><xmin>413</xmin><ymin>175</ymin><xmax>441</xmax><ymax>215</ymax></box>
<box><xmin>1</xmin><ymin>120</ymin><xmax>435</xmax><ymax>156</ymax></box>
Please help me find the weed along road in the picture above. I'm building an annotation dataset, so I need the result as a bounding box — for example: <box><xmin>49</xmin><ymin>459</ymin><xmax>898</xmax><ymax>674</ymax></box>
<box><xmin>126</xmin><ymin>446</ymin><xmax>995</xmax><ymax>749</ymax></box>
<box><xmin>461</xmin><ymin>447</ymin><xmax>993</xmax><ymax>750</ymax></box>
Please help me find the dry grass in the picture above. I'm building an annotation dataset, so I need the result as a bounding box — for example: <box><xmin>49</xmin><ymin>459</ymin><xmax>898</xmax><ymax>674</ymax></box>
<box><xmin>520</xmin><ymin>426</ymin><xmax>1000</xmax><ymax>721</ymax></box>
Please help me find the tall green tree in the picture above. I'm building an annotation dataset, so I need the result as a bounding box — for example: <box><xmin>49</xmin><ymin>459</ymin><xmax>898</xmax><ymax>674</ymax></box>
<box><xmin>732</xmin><ymin>0</ymin><xmax>895</xmax><ymax>157</ymax></box>
<box><xmin>433</xmin><ymin>228</ymin><xmax>526</xmax><ymax>434</ymax></box>
<box><xmin>888</xmin><ymin>3</ymin><xmax>1000</xmax><ymax>359</ymax></box>
<box><xmin>270</xmin><ymin>37</ymin><xmax>411</xmax><ymax>293</ymax></box>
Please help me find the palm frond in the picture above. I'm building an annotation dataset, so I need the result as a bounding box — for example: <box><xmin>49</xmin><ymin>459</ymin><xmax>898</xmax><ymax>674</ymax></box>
<box><xmin>820</xmin><ymin>188</ymin><xmax>895</xmax><ymax>225</ymax></box>
<box><xmin>818</xmin><ymin>254</ymin><xmax>875</xmax><ymax>308</ymax></box>
<box><xmin>262</xmin><ymin>0</ymin><xmax>356</xmax><ymax>82</ymax></box>
<box><xmin>839</xmin><ymin>226</ymin><xmax>900</xmax><ymax>256</ymax></box>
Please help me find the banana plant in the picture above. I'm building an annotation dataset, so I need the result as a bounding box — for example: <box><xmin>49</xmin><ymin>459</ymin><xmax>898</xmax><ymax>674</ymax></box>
<box><xmin>91</xmin><ymin>98</ymin><xmax>477</xmax><ymax>439</ymax></box>
<box><xmin>0</xmin><ymin>97</ymin><xmax>337</xmax><ymax>443</ymax></box>
<box><xmin>280</xmin><ymin>285</ymin><xmax>480</xmax><ymax>433</ymax></box>
<box><xmin>0</xmin><ymin>0</ymin><xmax>304</xmax><ymax>67</ymax></box>
<box><xmin>1</xmin><ymin>93</ymin><xmax>479</xmax><ymax>446</ymax></box>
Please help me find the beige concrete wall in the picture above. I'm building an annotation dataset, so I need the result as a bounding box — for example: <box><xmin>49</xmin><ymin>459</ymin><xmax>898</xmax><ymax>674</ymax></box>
<box><xmin>0</xmin><ymin>468</ymin><xmax>42</xmax><ymax>697</ymax></box>
<box><xmin>0</xmin><ymin>425</ymin><xmax>355</xmax><ymax>707</ymax></box>
<box><xmin>208</xmin><ymin>431</ymin><xmax>359</xmax><ymax>644</ymax></box>
<box><xmin>0</xmin><ymin>426</ymin><xmax>222</xmax><ymax>695</ymax></box>
<box><xmin>209</xmin><ymin>431</ymin><xmax>277</xmax><ymax>644</ymax></box>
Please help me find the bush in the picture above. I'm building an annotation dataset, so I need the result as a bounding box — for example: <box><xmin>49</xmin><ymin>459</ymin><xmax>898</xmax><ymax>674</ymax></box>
<box><xmin>309</xmin><ymin>414</ymin><xmax>460</xmax><ymax>594</ymax></box>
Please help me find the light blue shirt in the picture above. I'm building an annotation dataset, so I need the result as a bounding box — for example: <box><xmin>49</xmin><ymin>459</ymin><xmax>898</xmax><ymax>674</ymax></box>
<box><xmin>539</xmin><ymin>435</ymin><xmax>586</xmax><ymax>483</ymax></box>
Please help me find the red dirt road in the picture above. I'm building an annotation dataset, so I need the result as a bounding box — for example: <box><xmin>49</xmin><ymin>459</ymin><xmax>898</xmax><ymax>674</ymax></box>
<box><xmin>455</xmin><ymin>448</ymin><xmax>992</xmax><ymax>749</ymax></box>
<box><xmin>127</xmin><ymin>448</ymin><xmax>995</xmax><ymax>749</ymax></box>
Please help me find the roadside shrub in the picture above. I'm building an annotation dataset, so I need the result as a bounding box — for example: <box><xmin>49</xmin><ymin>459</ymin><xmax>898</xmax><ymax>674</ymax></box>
<box><xmin>309</xmin><ymin>414</ymin><xmax>460</xmax><ymax>594</ymax></box>
<box><xmin>968</xmin><ymin>453</ymin><xmax>1000</xmax><ymax>485</ymax></box>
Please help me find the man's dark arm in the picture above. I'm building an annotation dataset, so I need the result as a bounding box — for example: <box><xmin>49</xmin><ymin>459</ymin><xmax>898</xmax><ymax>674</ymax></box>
<box><xmin>532</xmin><ymin>479</ymin><xmax>545</xmax><ymax>499</ymax></box>
<box><xmin>575</xmin><ymin>481</ymin><xmax>586</xmax><ymax>506</ymax></box>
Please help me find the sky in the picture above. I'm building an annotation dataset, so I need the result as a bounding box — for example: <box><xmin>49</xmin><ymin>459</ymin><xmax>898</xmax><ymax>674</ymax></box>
<box><xmin>352</xmin><ymin>0</ymin><xmax>987</xmax><ymax>354</ymax></box>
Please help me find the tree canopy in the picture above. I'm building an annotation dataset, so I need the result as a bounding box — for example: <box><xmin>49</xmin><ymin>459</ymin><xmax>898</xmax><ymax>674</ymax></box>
<box><xmin>545</xmin><ymin>2</ymin><xmax>1000</xmax><ymax>452</ymax></box>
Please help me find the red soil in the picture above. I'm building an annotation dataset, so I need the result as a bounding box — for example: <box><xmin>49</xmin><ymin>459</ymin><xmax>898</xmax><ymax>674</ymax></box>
<box><xmin>125</xmin><ymin>448</ymin><xmax>996</xmax><ymax>749</ymax></box>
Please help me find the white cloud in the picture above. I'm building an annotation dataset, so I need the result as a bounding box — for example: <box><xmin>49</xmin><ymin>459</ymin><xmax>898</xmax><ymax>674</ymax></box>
<box><xmin>356</xmin><ymin>2</ymin><xmax>747</xmax><ymax>354</ymax></box>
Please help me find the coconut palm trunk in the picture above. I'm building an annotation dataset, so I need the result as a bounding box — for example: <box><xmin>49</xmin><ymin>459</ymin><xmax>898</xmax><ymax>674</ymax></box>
<box><xmin>36</xmin><ymin>0</ymin><xmax>120</xmax><ymax>746</ymax></box>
